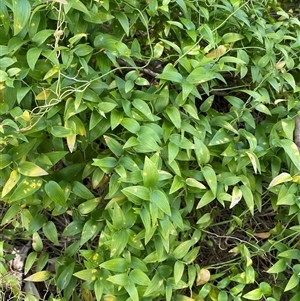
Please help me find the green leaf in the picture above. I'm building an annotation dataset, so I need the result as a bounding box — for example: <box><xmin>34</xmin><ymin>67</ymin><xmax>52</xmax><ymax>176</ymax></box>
<box><xmin>165</xmin><ymin>106</ymin><xmax>181</xmax><ymax>129</ymax></box>
<box><xmin>173</xmin><ymin>240</ymin><xmax>193</xmax><ymax>259</ymax></box>
<box><xmin>100</xmin><ymin>258</ymin><xmax>129</xmax><ymax>272</ymax></box>
<box><xmin>156</xmin><ymin>64</ymin><xmax>183</xmax><ymax>83</ymax></box>
<box><xmin>73</xmin><ymin>269</ymin><xmax>97</xmax><ymax>282</ymax></box>
<box><xmin>122</xmin><ymin>186</ymin><xmax>150</xmax><ymax>204</ymax></box>
<box><xmin>43</xmin><ymin>221</ymin><xmax>59</xmax><ymax>245</ymax></box>
<box><xmin>32</xmin><ymin>30</ymin><xmax>55</xmax><ymax>47</ymax></box>
<box><xmin>24</xmin><ymin>271</ymin><xmax>51</xmax><ymax>282</ymax></box>
<box><xmin>196</xmin><ymin>190</ymin><xmax>215</xmax><ymax>208</ymax></box>
<box><xmin>0</xmin><ymin>154</ymin><xmax>11</xmax><ymax>169</ymax></box>
<box><xmin>81</xmin><ymin>219</ymin><xmax>102</xmax><ymax>245</ymax></box>
<box><xmin>186</xmin><ymin>178</ymin><xmax>206</xmax><ymax>190</ymax></box>
<box><xmin>174</xmin><ymin>261</ymin><xmax>185</xmax><ymax>284</ymax></box>
<box><xmin>18</xmin><ymin>161</ymin><xmax>48</xmax><ymax>177</ymax></box>
<box><xmin>92</xmin><ymin>157</ymin><xmax>117</xmax><ymax>173</ymax></box>
<box><xmin>13</xmin><ymin>0</ymin><xmax>31</xmax><ymax>36</ymax></box>
<box><xmin>50</xmin><ymin>126</ymin><xmax>73</xmax><ymax>137</ymax></box>
<box><xmin>150</xmin><ymin>189</ymin><xmax>171</xmax><ymax>216</ymax></box>
<box><xmin>209</xmin><ymin>128</ymin><xmax>232</xmax><ymax>146</ymax></box>
<box><xmin>72</xmin><ymin>181</ymin><xmax>95</xmax><ymax>199</ymax></box>
<box><xmin>143</xmin><ymin>156</ymin><xmax>159</xmax><ymax>188</ymax></box>
<box><xmin>240</xmin><ymin>185</ymin><xmax>254</xmax><ymax>215</ymax></box>
<box><xmin>107</xmin><ymin>273</ymin><xmax>129</xmax><ymax>286</ymax></box>
<box><xmin>280</xmin><ymin>139</ymin><xmax>300</xmax><ymax>170</ymax></box>
<box><xmin>57</xmin><ymin>261</ymin><xmax>75</xmax><ymax>290</ymax></box>
<box><xmin>0</xmin><ymin>203</ymin><xmax>21</xmax><ymax>226</ymax></box>
<box><xmin>267</xmin><ymin>258</ymin><xmax>288</xmax><ymax>274</ymax></box>
<box><xmin>78</xmin><ymin>198</ymin><xmax>101</xmax><ymax>215</ymax></box>
<box><xmin>281</xmin><ymin>73</ymin><xmax>295</xmax><ymax>90</ymax></box>
<box><xmin>0</xmin><ymin>70</ymin><xmax>8</xmax><ymax>81</ymax></box>
<box><xmin>24</xmin><ymin>252</ymin><xmax>37</xmax><ymax>275</ymax></box>
<box><xmin>202</xmin><ymin>166</ymin><xmax>217</xmax><ymax>196</ymax></box>
<box><xmin>284</xmin><ymin>273</ymin><xmax>299</xmax><ymax>292</ymax></box>
<box><xmin>10</xmin><ymin>178</ymin><xmax>43</xmax><ymax>202</ymax></box>
<box><xmin>121</xmin><ymin>118</ymin><xmax>141</xmax><ymax>133</ymax></box>
<box><xmin>104</xmin><ymin>135</ymin><xmax>123</xmax><ymax>157</ymax></box>
<box><xmin>194</xmin><ymin>137</ymin><xmax>210</xmax><ymax>165</ymax></box>
<box><xmin>186</xmin><ymin>67</ymin><xmax>216</xmax><ymax>84</ymax></box>
<box><xmin>130</xmin><ymin>269</ymin><xmax>151</xmax><ymax>286</ymax></box>
<box><xmin>278</xmin><ymin>249</ymin><xmax>300</xmax><ymax>260</ymax></box>
<box><xmin>242</xmin><ymin>288</ymin><xmax>263</xmax><ymax>300</ymax></box>
<box><xmin>115</xmin><ymin>11</ymin><xmax>129</xmax><ymax>36</ymax></box>
<box><xmin>44</xmin><ymin>181</ymin><xmax>67</xmax><ymax>208</ymax></box>
<box><xmin>222</xmin><ymin>33</ymin><xmax>245</xmax><ymax>43</ymax></box>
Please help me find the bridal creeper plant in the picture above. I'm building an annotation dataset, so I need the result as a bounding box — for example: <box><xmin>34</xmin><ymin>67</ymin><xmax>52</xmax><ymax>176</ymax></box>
<box><xmin>1</xmin><ymin>0</ymin><xmax>300</xmax><ymax>300</ymax></box>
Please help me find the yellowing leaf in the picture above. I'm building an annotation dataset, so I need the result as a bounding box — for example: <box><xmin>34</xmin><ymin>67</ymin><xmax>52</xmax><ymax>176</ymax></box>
<box><xmin>205</xmin><ymin>45</ymin><xmax>226</xmax><ymax>59</ymax></box>
<box><xmin>35</xmin><ymin>89</ymin><xmax>52</xmax><ymax>100</ymax></box>
<box><xmin>268</xmin><ymin>172</ymin><xmax>292</xmax><ymax>189</ymax></box>
<box><xmin>24</xmin><ymin>271</ymin><xmax>51</xmax><ymax>282</ymax></box>
<box><xmin>196</xmin><ymin>269</ymin><xmax>210</xmax><ymax>286</ymax></box>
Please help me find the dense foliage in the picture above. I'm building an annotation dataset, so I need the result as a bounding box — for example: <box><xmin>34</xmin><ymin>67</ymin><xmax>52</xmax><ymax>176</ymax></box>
<box><xmin>1</xmin><ymin>0</ymin><xmax>300</xmax><ymax>300</ymax></box>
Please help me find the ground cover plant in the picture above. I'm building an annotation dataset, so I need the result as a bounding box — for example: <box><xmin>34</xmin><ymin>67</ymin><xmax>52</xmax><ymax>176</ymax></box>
<box><xmin>1</xmin><ymin>0</ymin><xmax>300</xmax><ymax>300</ymax></box>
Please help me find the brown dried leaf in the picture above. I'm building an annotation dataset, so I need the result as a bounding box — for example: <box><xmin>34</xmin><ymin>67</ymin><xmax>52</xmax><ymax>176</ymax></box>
<box><xmin>205</xmin><ymin>45</ymin><xmax>227</xmax><ymax>59</ymax></box>
<box><xmin>253</xmin><ymin>232</ymin><xmax>271</xmax><ymax>239</ymax></box>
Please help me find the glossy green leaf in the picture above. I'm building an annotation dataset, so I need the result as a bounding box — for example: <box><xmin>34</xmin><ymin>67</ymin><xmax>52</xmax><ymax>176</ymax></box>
<box><xmin>80</xmin><ymin>219</ymin><xmax>102</xmax><ymax>245</ymax></box>
<box><xmin>121</xmin><ymin>118</ymin><xmax>140</xmax><ymax>133</ymax></box>
<box><xmin>44</xmin><ymin>181</ymin><xmax>66</xmax><ymax>208</ymax></box>
<box><xmin>57</xmin><ymin>261</ymin><xmax>75</xmax><ymax>290</ymax></box>
<box><xmin>284</xmin><ymin>273</ymin><xmax>299</xmax><ymax>292</ymax></box>
<box><xmin>78</xmin><ymin>198</ymin><xmax>101</xmax><ymax>215</ymax></box>
<box><xmin>280</xmin><ymin>139</ymin><xmax>300</xmax><ymax>170</ymax></box>
<box><xmin>92</xmin><ymin>157</ymin><xmax>117</xmax><ymax>173</ymax></box>
<box><xmin>129</xmin><ymin>269</ymin><xmax>151</xmax><ymax>286</ymax></box>
<box><xmin>173</xmin><ymin>240</ymin><xmax>193</xmax><ymax>259</ymax></box>
<box><xmin>222</xmin><ymin>33</ymin><xmax>244</xmax><ymax>43</ymax></box>
<box><xmin>24</xmin><ymin>252</ymin><xmax>37</xmax><ymax>275</ymax></box>
<box><xmin>150</xmin><ymin>189</ymin><xmax>171</xmax><ymax>216</ymax></box>
<box><xmin>197</xmin><ymin>190</ymin><xmax>215</xmax><ymax>209</ymax></box>
<box><xmin>122</xmin><ymin>186</ymin><xmax>150</xmax><ymax>204</ymax></box>
<box><xmin>13</xmin><ymin>0</ymin><xmax>31</xmax><ymax>35</ymax></box>
<box><xmin>267</xmin><ymin>258</ymin><xmax>288</xmax><ymax>273</ymax></box>
<box><xmin>43</xmin><ymin>221</ymin><xmax>59</xmax><ymax>245</ymax></box>
<box><xmin>240</xmin><ymin>185</ymin><xmax>254</xmax><ymax>215</ymax></box>
<box><xmin>165</xmin><ymin>106</ymin><xmax>181</xmax><ymax>129</ymax></box>
<box><xmin>194</xmin><ymin>137</ymin><xmax>210</xmax><ymax>165</ymax></box>
<box><xmin>202</xmin><ymin>166</ymin><xmax>217</xmax><ymax>196</ymax></box>
<box><xmin>242</xmin><ymin>288</ymin><xmax>263</xmax><ymax>300</ymax></box>
<box><xmin>73</xmin><ymin>269</ymin><xmax>97</xmax><ymax>282</ymax></box>
<box><xmin>0</xmin><ymin>203</ymin><xmax>21</xmax><ymax>225</ymax></box>
<box><xmin>104</xmin><ymin>135</ymin><xmax>123</xmax><ymax>156</ymax></box>
<box><xmin>100</xmin><ymin>258</ymin><xmax>129</xmax><ymax>272</ymax></box>
<box><xmin>143</xmin><ymin>156</ymin><xmax>159</xmax><ymax>188</ymax></box>
<box><xmin>107</xmin><ymin>273</ymin><xmax>129</xmax><ymax>286</ymax></box>
<box><xmin>156</xmin><ymin>64</ymin><xmax>183</xmax><ymax>83</ymax></box>
<box><xmin>174</xmin><ymin>261</ymin><xmax>185</xmax><ymax>284</ymax></box>
<box><xmin>72</xmin><ymin>181</ymin><xmax>95</xmax><ymax>200</ymax></box>
<box><xmin>186</xmin><ymin>67</ymin><xmax>216</xmax><ymax>84</ymax></box>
